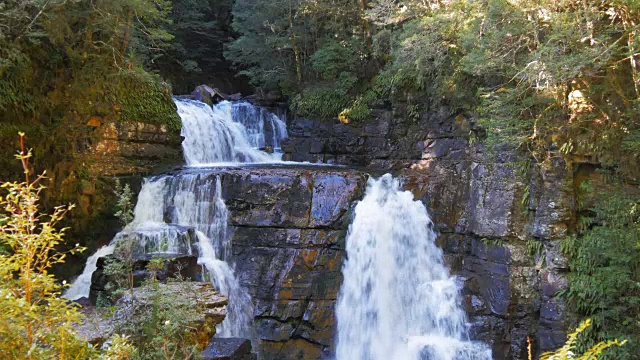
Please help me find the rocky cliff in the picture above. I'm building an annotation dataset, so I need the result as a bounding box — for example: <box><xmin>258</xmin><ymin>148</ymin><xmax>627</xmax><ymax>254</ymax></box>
<box><xmin>223</xmin><ymin>166</ymin><xmax>367</xmax><ymax>359</ymax></box>
<box><xmin>77</xmin><ymin>99</ymin><xmax>581</xmax><ymax>359</ymax></box>
<box><xmin>281</xmin><ymin>103</ymin><xmax>576</xmax><ymax>359</ymax></box>
<box><xmin>58</xmin><ymin>119</ymin><xmax>182</xmax><ymax>279</ymax></box>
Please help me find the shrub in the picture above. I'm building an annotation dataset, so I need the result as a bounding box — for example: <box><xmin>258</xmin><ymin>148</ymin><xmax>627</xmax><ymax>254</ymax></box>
<box><xmin>0</xmin><ymin>133</ymin><xmax>133</xmax><ymax>359</ymax></box>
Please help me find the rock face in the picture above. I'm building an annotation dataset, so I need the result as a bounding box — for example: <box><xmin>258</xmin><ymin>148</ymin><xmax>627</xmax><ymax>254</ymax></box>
<box><xmin>74</xmin><ymin>99</ymin><xmax>579</xmax><ymax>358</ymax></box>
<box><xmin>216</xmin><ymin>166</ymin><xmax>368</xmax><ymax>359</ymax></box>
<box><xmin>86</xmin><ymin>120</ymin><xmax>183</xmax><ymax>176</ymax></box>
<box><xmin>281</xmin><ymin>104</ymin><xmax>576</xmax><ymax>359</ymax></box>
<box><xmin>76</xmin><ymin>282</ymin><xmax>227</xmax><ymax>350</ymax></box>
<box><xmin>57</xmin><ymin>119</ymin><xmax>183</xmax><ymax>280</ymax></box>
<box><xmin>87</xmin><ymin>166</ymin><xmax>367</xmax><ymax>359</ymax></box>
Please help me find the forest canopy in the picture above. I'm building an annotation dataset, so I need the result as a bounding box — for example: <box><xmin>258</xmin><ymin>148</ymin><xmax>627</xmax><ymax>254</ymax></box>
<box><xmin>227</xmin><ymin>0</ymin><xmax>640</xmax><ymax>172</ymax></box>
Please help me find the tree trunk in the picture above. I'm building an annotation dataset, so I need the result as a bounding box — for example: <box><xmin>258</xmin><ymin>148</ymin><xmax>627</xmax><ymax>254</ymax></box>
<box><xmin>359</xmin><ymin>0</ymin><xmax>371</xmax><ymax>46</ymax></box>
<box><xmin>288</xmin><ymin>2</ymin><xmax>303</xmax><ymax>84</ymax></box>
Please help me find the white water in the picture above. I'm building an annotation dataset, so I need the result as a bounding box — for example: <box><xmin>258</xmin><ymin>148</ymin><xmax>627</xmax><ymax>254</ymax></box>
<box><xmin>66</xmin><ymin>97</ymin><xmax>284</xmax><ymax>340</ymax></box>
<box><xmin>164</xmin><ymin>175</ymin><xmax>255</xmax><ymax>338</ymax></box>
<box><xmin>67</xmin><ymin>174</ymin><xmax>255</xmax><ymax>340</ymax></box>
<box><xmin>177</xmin><ymin>99</ymin><xmax>287</xmax><ymax>165</ymax></box>
<box><xmin>232</xmin><ymin>102</ymin><xmax>288</xmax><ymax>152</ymax></box>
<box><xmin>335</xmin><ymin>174</ymin><xmax>492</xmax><ymax>360</ymax></box>
<box><xmin>64</xmin><ymin>245</ymin><xmax>115</xmax><ymax>300</ymax></box>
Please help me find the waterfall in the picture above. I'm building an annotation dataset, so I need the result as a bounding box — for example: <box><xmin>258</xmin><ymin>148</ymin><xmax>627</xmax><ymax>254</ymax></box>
<box><xmin>335</xmin><ymin>174</ymin><xmax>492</xmax><ymax>360</ymax></box>
<box><xmin>66</xmin><ymin>174</ymin><xmax>255</xmax><ymax>340</ymax></box>
<box><xmin>231</xmin><ymin>102</ymin><xmax>288</xmax><ymax>152</ymax></box>
<box><xmin>64</xmin><ymin>245</ymin><xmax>115</xmax><ymax>300</ymax></box>
<box><xmin>160</xmin><ymin>174</ymin><xmax>255</xmax><ymax>338</ymax></box>
<box><xmin>177</xmin><ymin>99</ymin><xmax>287</xmax><ymax>166</ymax></box>
<box><xmin>66</xmin><ymin>97</ymin><xmax>285</xmax><ymax>341</ymax></box>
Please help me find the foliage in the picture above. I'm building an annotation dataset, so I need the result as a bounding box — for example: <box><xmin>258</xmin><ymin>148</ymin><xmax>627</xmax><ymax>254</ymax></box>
<box><xmin>539</xmin><ymin>319</ymin><xmax>625</xmax><ymax>360</ymax></box>
<box><xmin>0</xmin><ymin>134</ymin><xmax>87</xmax><ymax>358</ymax></box>
<box><xmin>226</xmin><ymin>0</ymin><xmax>640</xmax><ymax>171</ymax></box>
<box><xmin>0</xmin><ymin>0</ymin><xmax>179</xmax><ymax>180</ymax></box>
<box><xmin>102</xmin><ymin>244</ymin><xmax>207</xmax><ymax>359</ymax></box>
<box><xmin>560</xmin><ymin>187</ymin><xmax>640</xmax><ymax>358</ymax></box>
<box><xmin>0</xmin><ymin>134</ymin><xmax>132</xmax><ymax>359</ymax></box>
<box><xmin>291</xmin><ymin>87</ymin><xmax>350</xmax><ymax>119</ymax></box>
<box><xmin>125</xmin><ymin>277</ymin><xmax>206</xmax><ymax>360</ymax></box>
<box><xmin>461</xmin><ymin>0</ymin><xmax>640</xmax><ymax>169</ymax></box>
<box><xmin>154</xmin><ymin>0</ymin><xmax>235</xmax><ymax>93</ymax></box>
<box><xmin>114</xmin><ymin>179</ymin><xmax>135</xmax><ymax>227</ymax></box>
<box><xmin>527</xmin><ymin>239</ymin><xmax>543</xmax><ymax>256</ymax></box>
<box><xmin>226</xmin><ymin>0</ymin><xmax>370</xmax><ymax>117</ymax></box>
<box><xmin>101</xmin><ymin>334</ymin><xmax>137</xmax><ymax>360</ymax></box>
<box><xmin>104</xmin><ymin>238</ymin><xmax>138</xmax><ymax>300</ymax></box>
<box><xmin>480</xmin><ymin>237</ymin><xmax>505</xmax><ymax>247</ymax></box>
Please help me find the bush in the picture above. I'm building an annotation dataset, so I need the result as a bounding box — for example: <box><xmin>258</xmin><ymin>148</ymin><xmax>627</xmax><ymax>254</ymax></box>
<box><xmin>0</xmin><ymin>134</ymin><xmax>133</xmax><ymax>359</ymax></box>
<box><xmin>560</xmin><ymin>186</ymin><xmax>640</xmax><ymax>359</ymax></box>
<box><xmin>539</xmin><ymin>319</ymin><xmax>625</xmax><ymax>360</ymax></box>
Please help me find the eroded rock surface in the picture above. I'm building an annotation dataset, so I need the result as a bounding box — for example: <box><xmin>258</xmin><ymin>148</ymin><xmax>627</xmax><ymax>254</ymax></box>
<box><xmin>201</xmin><ymin>338</ymin><xmax>257</xmax><ymax>360</ymax></box>
<box><xmin>217</xmin><ymin>166</ymin><xmax>368</xmax><ymax>359</ymax></box>
<box><xmin>76</xmin><ymin>100</ymin><xmax>580</xmax><ymax>359</ymax></box>
<box><xmin>282</xmin><ymin>103</ymin><xmax>576</xmax><ymax>359</ymax></box>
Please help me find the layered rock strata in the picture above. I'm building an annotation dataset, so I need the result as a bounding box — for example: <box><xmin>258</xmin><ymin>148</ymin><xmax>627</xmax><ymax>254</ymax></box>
<box><xmin>282</xmin><ymin>104</ymin><xmax>576</xmax><ymax>359</ymax></box>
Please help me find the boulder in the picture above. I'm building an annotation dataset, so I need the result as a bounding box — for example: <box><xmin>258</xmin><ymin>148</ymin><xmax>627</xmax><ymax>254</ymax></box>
<box><xmin>76</xmin><ymin>282</ymin><xmax>227</xmax><ymax>349</ymax></box>
<box><xmin>201</xmin><ymin>338</ymin><xmax>256</xmax><ymax>360</ymax></box>
<box><xmin>192</xmin><ymin>85</ymin><xmax>227</xmax><ymax>105</ymax></box>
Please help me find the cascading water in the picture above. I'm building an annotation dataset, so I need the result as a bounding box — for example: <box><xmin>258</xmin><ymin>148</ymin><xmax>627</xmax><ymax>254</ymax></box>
<box><xmin>65</xmin><ymin>96</ymin><xmax>287</xmax><ymax>341</ymax></box>
<box><xmin>66</xmin><ymin>174</ymin><xmax>256</xmax><ymax>340</ymax></box>
<box><xmin>177</xmin><ymin>99</ymin><xmax>287</xmax><ymax>165</ymax></box>
<box><xmin>64</xmin><ymin>245</ymin><xmax>115</xmax><ymax>300</ymax></box>
<box><xmin>160</xmin><ymin>174</ymin><xmax>255</xmax><ymax>338</ymax></box>
<box><xmin>335</xmin><ymin>174</ymin><xmax>492</xmax><ymax>360</ymax></box>
<box><xmin>232</xmin><ymin>102</ymin><xmax>288</xmax><ymax>152</ymax></box>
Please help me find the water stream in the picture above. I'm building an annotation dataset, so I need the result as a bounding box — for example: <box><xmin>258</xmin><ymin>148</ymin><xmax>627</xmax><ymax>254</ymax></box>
<box><xmin>67</xmin><ymin>97</ymin><xmax>492</xmax><ymax>357</ymax></box>
<box><xmin>66</xmin><ymin>98</ymin><xmax>282</xmax><ymax>340</ymax></box>
<box><xmin>178</xmin><ymin>99</ymin><xmax>287</xmax><ymax>165</ymax></box>
<box><xmin>335</xmin><ymin>175</ymin><xmax>492</xmax><ymax>360</ymax></box>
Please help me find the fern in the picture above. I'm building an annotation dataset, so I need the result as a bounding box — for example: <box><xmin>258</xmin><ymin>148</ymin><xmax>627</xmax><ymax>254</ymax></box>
<box><xmin>540</xmin><ymin>319</ymin><xmax>625</xmax><ymax>360</ymax></box>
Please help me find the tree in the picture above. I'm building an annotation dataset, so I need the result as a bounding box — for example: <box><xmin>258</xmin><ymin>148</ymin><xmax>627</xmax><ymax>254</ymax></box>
<box><xmin>153</xmin><ymin>0</ymin><xmax>236</xmax><ymax>93</ymax></box>
<box><xmin>226</xmin><ymin>0</ymin><xmax>365</xmax><ymax>92</ymax></box>
<box><xmin>0</xmin><ymin>0</ymin><xmax>179</xmax><ymax>179</ymax></box>
<box><xmin>0</xmin><ymin>133</ymin><xmax>86</xmax><ymax>358</ymax></box>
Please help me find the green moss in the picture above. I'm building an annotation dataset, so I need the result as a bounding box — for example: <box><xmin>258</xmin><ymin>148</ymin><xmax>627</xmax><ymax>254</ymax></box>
<box><xmin>108</xmin><ymin>69</ymin><xmax>181</xmax><ymax>132</ymax></box>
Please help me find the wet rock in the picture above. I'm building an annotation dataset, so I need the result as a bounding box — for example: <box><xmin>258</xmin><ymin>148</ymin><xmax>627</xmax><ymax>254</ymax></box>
<box><xmin>464</xmin><ymin>295</ymin><xmax>488</xmax><ymax>314</ymax></box>
<box><xmin>192</xmin><ymin>85</ymin><xmax>226</xmax><ymax>105</ymax></box>
<box><xmin>201</xmin><ymin>338</ymin><xmax>256</xmax><ymax>360</ymax></box>
<box><xmin>537</xmin><ymin>328</ymin><xmax>567</xmax><ymax>353</ymax></box>
<box><xmin>464</xmin><ymin>257</ymin><xmax>511</xmax><ymax>316</ymax></box>
<box><xmin>279</xmin><ymin>103</ymin><xmax>579</xmax><ymax>359</ymax></box>
<box><xmin>214</xmin><ymin>166</ymin><xmax>367</xmax><ymax>228</ymax></box>
<box><xmin>77</xmin><ymin>283</ymin><xmax>226</xmax><ymax>348</ymax></box>
<box><xmin>187</xmin><ymin>166</ymin><xmax>367</xmax><ymax>358</ymax></box>
<box><xmin>73</xmin><ymin>296</ymin><xmax>92</xmax><ymax>307</ymax></box>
